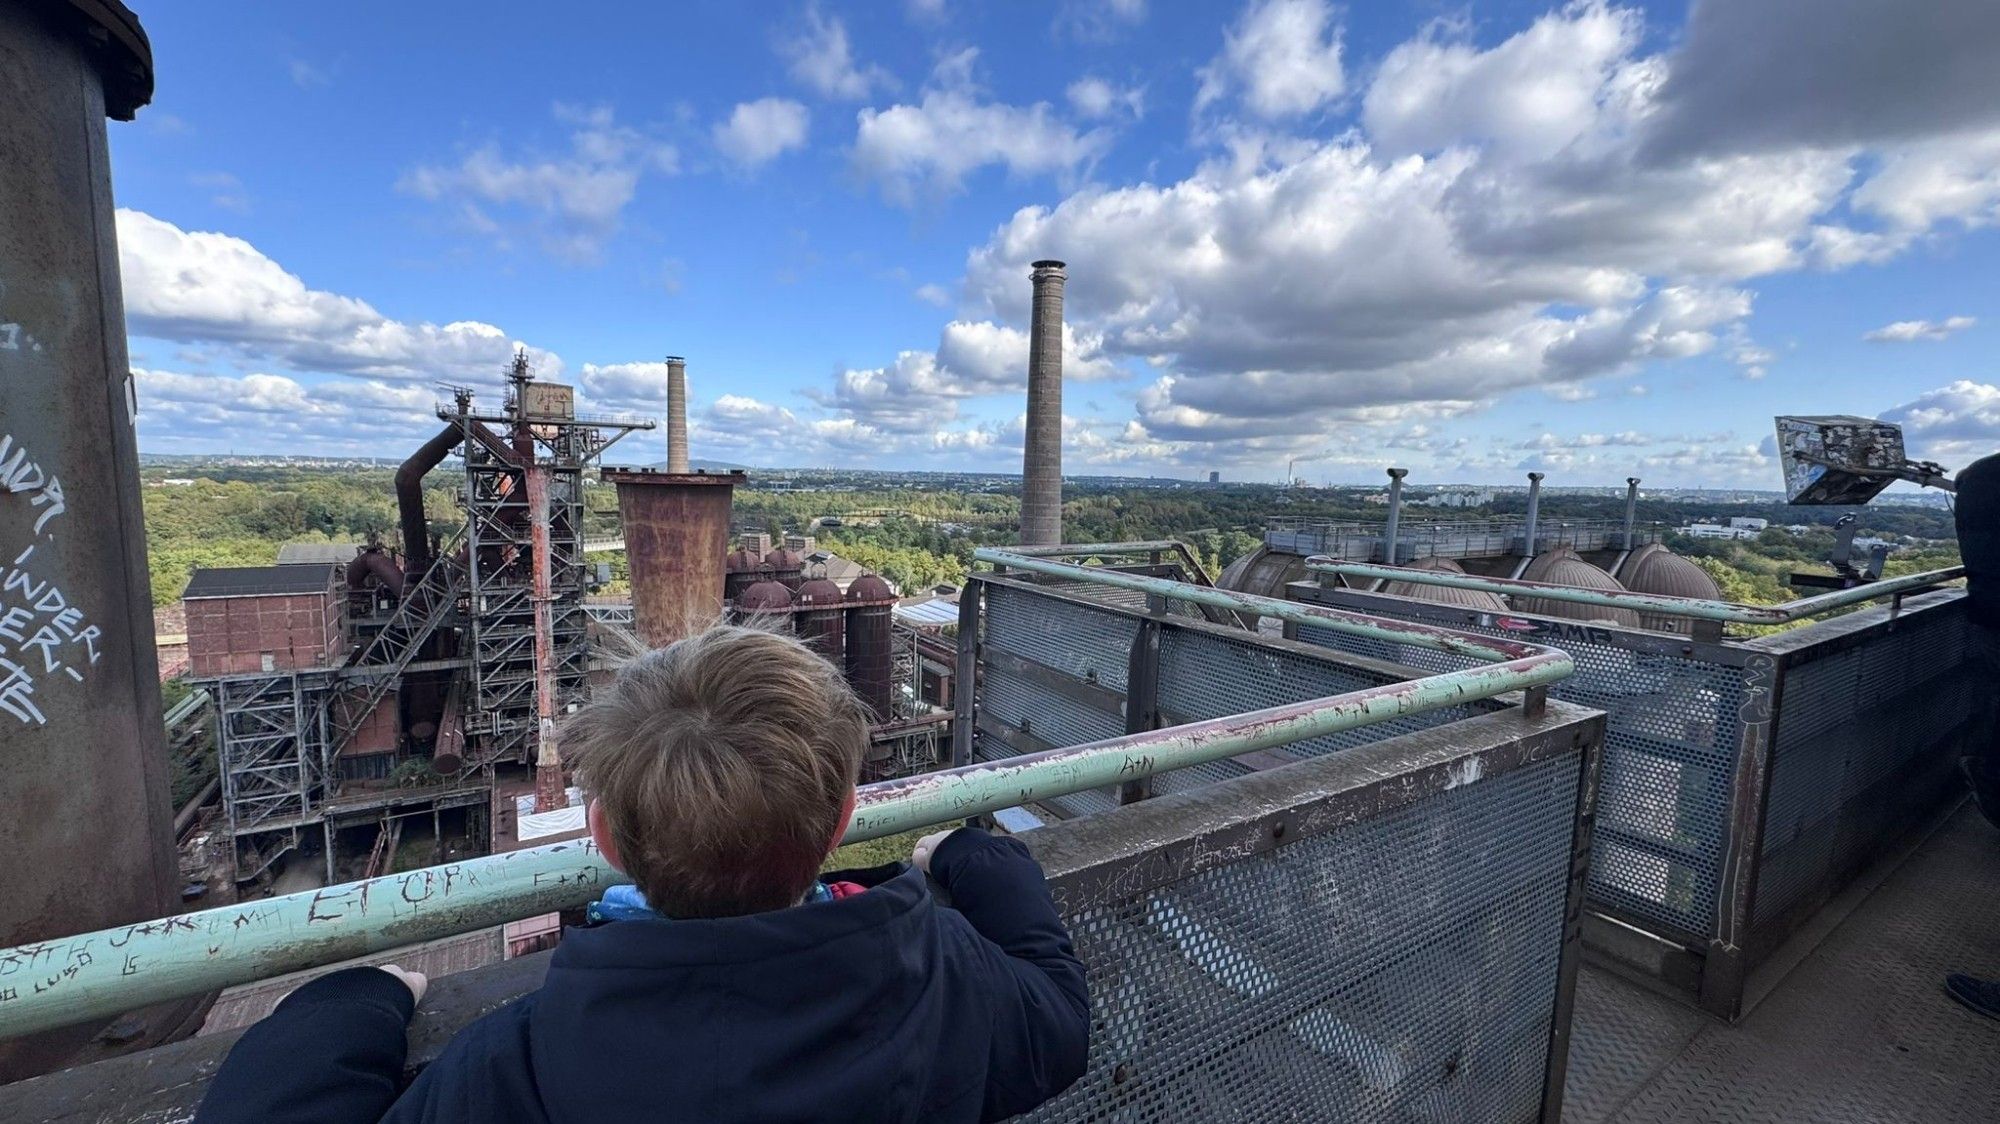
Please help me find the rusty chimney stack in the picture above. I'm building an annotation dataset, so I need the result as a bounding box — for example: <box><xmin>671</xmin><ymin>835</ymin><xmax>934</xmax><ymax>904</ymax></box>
<box><xmin>1020</xmin><ymin>260</ymin><xmax>1066</xmax><ymax>546</ymax></box>
<box><xmin>665</xmin><ymin>355</ymin><xmax>689</xmax><ymax>473</ymax></box>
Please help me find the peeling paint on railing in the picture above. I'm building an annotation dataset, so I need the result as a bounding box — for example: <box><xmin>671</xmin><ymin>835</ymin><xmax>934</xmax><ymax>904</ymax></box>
<box><xmin>0</xmin><ymin>557</ymin><xmax>1572</xmax><ymax>1041</ymax></box>
<box><xmin>1305</xmin><ymin>558</ymin><xmax>1963</xmax><ymax>625</ymax></box>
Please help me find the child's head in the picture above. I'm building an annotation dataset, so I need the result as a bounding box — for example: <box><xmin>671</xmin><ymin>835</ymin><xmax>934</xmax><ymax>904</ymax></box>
<box><xmin>564</xmin><ymin>624</ymin><xmax>871</xmax><ymax>919</ymax></box>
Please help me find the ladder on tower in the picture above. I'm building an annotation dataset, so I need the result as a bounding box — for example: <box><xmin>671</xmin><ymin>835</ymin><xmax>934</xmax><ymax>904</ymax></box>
<box><xmin>321</xmin><ymin>552</ymin><xmax>467</xmax><ymax>758</ymax></box>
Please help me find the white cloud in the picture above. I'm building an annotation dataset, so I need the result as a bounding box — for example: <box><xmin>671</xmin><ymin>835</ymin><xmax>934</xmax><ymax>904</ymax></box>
<box><xmin>1364</xmin><ymin>3</ymin><xmax>1642</xmax><ymax>162</ymax></box>
<box><xmin>913</xmin><ymin>283</ymin><xmax>952</xmax><ymax>308</ymax></box>
<box><xmin>810</xmin><ymin>319</ymin><xmax>1121</xmax><ymax>432</ymax></box>
<box><xmin>781</xmin><ymin>2</ymin><xmax>894</xmax><ymax>100</ymax></box>
<box><xmin>853</xmin><ymin>50</ymin><xmax>1111</xmax><ymax>205</ymax></box>
<box><xmin>1195</xmin><ymin>0</ymin><xmax>1346</xmax><ymax>120</ymax></box>
<box><xmin>132</xmin><ymin>368</ymin><xmax>443</xmax><ymax>453</ymax></box>
<box><xmin>189</xmin><ymin>171</ymin><xmax>250</xmax><ymax>213</ymax></box>
<box><xmin>713</xmin><ymin>98</ymin><xmax>811</xmax><ymax>169</ymax></box>
<box><xmin>1066</xmin><ymin>77</ymin><xmax>1145</xmax><ymax>121</ymax></box>
<box><xmin>906</xmin><ymin>0</ymin><xmax>947</xmax><ymax>22</ymax></box>
<box><xmin>1879</xmin><ymin>380</ymin><xmax>2000</xmax><ymax>464</ymax></box>
<box><xmin>1864</xmin><ymin>316</ymin><xmax>1977</xmax><ymax>343</ymax></box>
<box><xmin>1055</xmin><ymin>0</ymin><xmax>1148</xmax><ymax>42</ymax></box>
<box><xmin>399</xmin><ymin>104</ymin><xmax>677</xmax><ymax>263</ymax></box>
<box><xmin>949</xmin><ymin>0</ymin><xmax>2000</xmax><ymax>470</ymax></box>
<box><xmin>116</xmin><ymin>209</ymin><xmax>551</xmax><ymax>383</ymax></box>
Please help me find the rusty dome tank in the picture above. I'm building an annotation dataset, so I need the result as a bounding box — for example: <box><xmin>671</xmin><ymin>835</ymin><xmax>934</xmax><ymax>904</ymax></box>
<box><xmin>1515</xmin><ymin>547</ymin><xmax>1643</xmax><ymax>628</ymax></box>
<box><xmin>734</xmin><ymin>577</ymin><xmax>795</xmax><ymax>631</ymax></box>
<box><xmin>1380</xmin><ymin>555</ymin><xmax>1509</xmax><ymax>612</ymax></box>
<box><xmin>844</xmin><ymin>573</ymin><xmax>897</xmax><ymax>722</ymax></box>
<box><xmin>1617</xmin><ymin>543</ymin><xmax>1723</xmax><ymax>634</ymax></box>
<box><xmin>795</xmin><ymin>576</ymin><xmax>846</xmax><ymax>667</ymax></box>
<box><xmin>723</xmin><ymin>544</ymin><xmax>764</xmax><ymax>603</ymax></box>
<box><xmin>763</xmin><ymin>547</ymin><xmax>806</xmax><ymax>592</ymax></box>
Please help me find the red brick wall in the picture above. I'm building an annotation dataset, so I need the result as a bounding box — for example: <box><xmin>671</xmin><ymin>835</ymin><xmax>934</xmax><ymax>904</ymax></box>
<box><xmin>185</xmin><ymin>584</ymin><xmax>345</xmax><ymax>677</ymax></box>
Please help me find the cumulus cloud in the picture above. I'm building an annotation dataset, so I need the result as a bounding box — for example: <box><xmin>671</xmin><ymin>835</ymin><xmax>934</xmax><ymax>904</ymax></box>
<box><xmin>1643</xmin><ymin>0</ymin><xmax>2000</xmax><ymax>160</ymax></box>
<box><xmin>1864</xmin><ymin>316</ymin><xmax>1977</xmax><ymax>343</ymax></box>
<box><xmin>947</xmin><ymin>0</ymin><xmax>2000</xmax><ymax>470</ymax></box>
<box><xmin>852</xmin><ymin>50</ymin><xmax>1111</xmax><ymax>204</ymax></box>
<box><xmin>398</xmin><ymin>104</ymin><xmax>677</xmax><ymax>263</ymax></box>
<box><xmin>117</xmin><ymin>209</ymin><xmax>549</xmax><ymax>382</ymax></box>
<box><xmin>132</xmin><ymin>367</ymin><xmax>443</xmax><ymax>453</ymax></box>
<box><xmin>1880</xmin><ymin>380</ymin><xmax>2000</xmax><ymax>464</ymax></box>
<box><xmin>781</xmin><ymin>2</ymin><xmax>894</xmax><ymax>100</ymax></box>
<box><xmin>1066</xmin><ymin>77</ymin><xmax>1145</xmax><ymax>121</ymax></box>
<box><xmin>713</xmin><ymin>98</ymin><xmax>811</xmax><ymax>168</ymax></box>
<box><xmin>1195</xmin><ymin>0</ymin><xmax>1346</xmax><ymax>120</ymax></box>
<box><xmin>809</xmin><ymin>320</ymin><xmax>1120</xmax><ymax>433</ymax></box>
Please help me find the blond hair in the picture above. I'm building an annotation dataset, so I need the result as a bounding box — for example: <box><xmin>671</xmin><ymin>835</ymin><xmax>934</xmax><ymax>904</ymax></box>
<box><xmin>564</xmin><ymin>624</ymin><xmax>870</xmax><ymax>918</ymax></box>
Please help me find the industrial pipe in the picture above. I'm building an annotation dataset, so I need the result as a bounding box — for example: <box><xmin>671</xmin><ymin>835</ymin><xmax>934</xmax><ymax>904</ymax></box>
<box><xmin>1382</xmin><ymin>468</ymin><xmax>1409</xmax><ymax>564</ymax></box>
<box><xmin>1521</xmin><ymin>472</ymin><xmax>1545</xmax><ymax>556</ymax></box>
<box><xmin>0</xmin><ymin>566</ymin><xmax>1572</xmax><ymax>1041</ymax></box>
<box><xmin>395</xmin><ymin>424</ymin><xmax>463</xmax><ymax>578</ymax></box>
<box><xmin>345</xmin><ymin>547</ymin><xmax>405</xmax><ymax>599</ymax></box>
<box><xmin>1621</xmin><ymin>478</ymin><xmax>1641</xmax><ymax>552</ymax></box>
<box><xmin>1305</xmin><ymin>558</ymin><xmax>1966</xmax><ymax>626</ymax></box>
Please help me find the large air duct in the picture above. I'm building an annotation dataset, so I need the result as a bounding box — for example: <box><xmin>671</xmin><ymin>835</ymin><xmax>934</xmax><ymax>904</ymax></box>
<box><xmin>396</xmin><ymin>424</ymin><xmax>463</xmax><ymax>579</ymax></box>
<box><xmin>665</xmin><ymin>355</ymin><xmax>689</xmax><ymax>474</ymax></box>
<box><xmin>1020</xmin><ymin>260</ymin><xmax>1066</xmax><ymax>547</ymax></box>
<box><xmin>606</xmin><ymin>468</ymin><xmax>743</xmax><ymax>647</ymax></box>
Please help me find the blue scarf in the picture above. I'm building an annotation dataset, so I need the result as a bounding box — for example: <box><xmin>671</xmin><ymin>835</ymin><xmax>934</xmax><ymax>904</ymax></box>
<box><xmin>587</xmin><ymin>882</ymin><xmax>835</xmax><ymax>924</ymax></box>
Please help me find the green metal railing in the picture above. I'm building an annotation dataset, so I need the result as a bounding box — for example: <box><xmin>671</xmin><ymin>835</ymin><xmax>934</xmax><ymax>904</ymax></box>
<box><xmin>1306</xmin><ymin>558</ymin><xmax>1965</xmax><ymax>626</ymax></box>
<box><xmin>0</xmin><ymin>555</ymin><xmax>1573</xmax><ymax>1041</ymax></box>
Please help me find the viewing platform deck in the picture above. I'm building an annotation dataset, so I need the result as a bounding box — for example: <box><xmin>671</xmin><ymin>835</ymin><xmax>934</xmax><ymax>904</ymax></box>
<box><xmin>1565</xmin><ymin>803</ymin><xmax>1998</xmax><ymax>1122</ymax></box>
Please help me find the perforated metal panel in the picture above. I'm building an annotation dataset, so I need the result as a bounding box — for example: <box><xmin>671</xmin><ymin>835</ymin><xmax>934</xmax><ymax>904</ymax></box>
<box><xmin>1157</xmin><ymin>628</ymin><xmax>1492</xmax><ymax>760</ymax></box>
<box><xmin>1296</xmin><ymin>608</ymin><xmax>1742</xmax><ymax>940</ymax></box>
<box><xmin>1750</xmin><ymin>604</ymin><xmax>1977</xmax><ymax>943</ymax></box>
<box><xmin>1021</xmin><ymin>752</ymin><xmax>1583</xmax><ymax>1123</ymax></box>
<box><xmin>976</xmin><ymin>583</ymin><xmax>1511</xmax><ymax>823</ymax></box>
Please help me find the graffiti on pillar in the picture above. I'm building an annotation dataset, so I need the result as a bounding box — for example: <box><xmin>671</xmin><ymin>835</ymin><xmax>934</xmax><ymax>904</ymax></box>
<box><xmin>0</xmin><ymin>431</ymin><xmax>99</xmax><ymax>727</ymax></box>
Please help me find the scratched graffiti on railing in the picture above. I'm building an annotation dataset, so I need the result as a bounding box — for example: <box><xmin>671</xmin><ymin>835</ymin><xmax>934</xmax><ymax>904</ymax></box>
<box><xmin>0</xmin><ymin>431</ymin><xmax>99</xmax><ymax>727</ymax></box>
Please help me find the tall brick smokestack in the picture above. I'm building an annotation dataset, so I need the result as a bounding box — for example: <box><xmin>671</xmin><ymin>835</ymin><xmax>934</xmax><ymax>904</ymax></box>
<box><xmin>1020</xmin><ymin>260</ymin><xmax>1066</xmax><ymax>546</ymax></box>
<box><xmin>665</xmin><ymin>355</ymin><xmax>689</xmax><ymax>473</ymax></box>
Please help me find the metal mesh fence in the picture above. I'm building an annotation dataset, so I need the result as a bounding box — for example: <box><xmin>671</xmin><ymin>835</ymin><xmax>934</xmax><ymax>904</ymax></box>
<box><xmin>1750</xmin><ymin>603</ymin><xmax>1978</xmax><ymax>943</ymax></box>
<box><xmin>976</xmin><ymin>583</ymin><xmax>1511</xmax><ymax>822</ymax></box>
<box><xmin>1019</xmin><ymin>752</ymin><xmax>1582</xmax><ymax>1123</ymax></box>
<box><xmin>1296</xmin><ymin>610</ymin><xmax>1741</xmax><ymax>940</ymax></box>
<box><xmin>1156</xmin><ymin>628</ymin><xmax>1494</xmax><ymax>759</ymax></box>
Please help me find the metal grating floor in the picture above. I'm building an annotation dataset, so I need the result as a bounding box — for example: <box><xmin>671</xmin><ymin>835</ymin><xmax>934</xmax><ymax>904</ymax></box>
<box><xmin>1564</xmin><ymin>803</ymin><xmax>2000</xmax><ymax>1122</ymax></box>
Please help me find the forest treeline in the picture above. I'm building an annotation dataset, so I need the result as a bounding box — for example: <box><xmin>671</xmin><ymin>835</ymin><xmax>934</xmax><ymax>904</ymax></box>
<box><xmin>140</xmin><ymin>467</ymin><xmax>1961</xmax><ymax>607</ymax></box>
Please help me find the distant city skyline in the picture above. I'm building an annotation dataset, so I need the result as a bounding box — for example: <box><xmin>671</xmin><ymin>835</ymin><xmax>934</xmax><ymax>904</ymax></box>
<box><xmin>113</xmin><ymin>1</ymin><xmax>2000</xmax><ymax>488</ymax></box>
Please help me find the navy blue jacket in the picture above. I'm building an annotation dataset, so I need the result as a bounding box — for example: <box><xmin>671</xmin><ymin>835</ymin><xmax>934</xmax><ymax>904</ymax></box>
<box><xmin>196</xmin><ymin>830</ymin><xmax>1089</xmax><ymax>1123</ymax></box>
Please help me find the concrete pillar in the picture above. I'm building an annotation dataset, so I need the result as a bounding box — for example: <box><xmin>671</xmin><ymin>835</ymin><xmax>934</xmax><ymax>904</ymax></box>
<box><xmin>0</xmin><ymin>0</ymin><xmax>201</xmax><ymax>1078</ymax></box>
<box><xmin>664</xmin><ymin>355</ymin><xmax>689</xmax><ymax>474</ymax></box>
<box><xmin>1020</xmin><ymin>260</ymin><xmax>1066</xmax><ymax>547</ymax></box>
<box><xmin>1382</xmin><ymin>468</ymin><xmax>1409</xmax><ymax>564</ymax></box>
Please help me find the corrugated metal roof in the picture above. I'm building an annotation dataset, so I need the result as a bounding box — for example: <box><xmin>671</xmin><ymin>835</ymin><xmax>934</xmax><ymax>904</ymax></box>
<box><xmin>183</xmin><ymin>565</ymin><xmax>337</xmax><ymax>600</ymax></box>
<box><xmin>894</xmin><ymin>598</ymin><xmax>961</xmax><ymax>628</ymax></box>
<box><xmin>276</xmin><ymin>542</ymin><xmax>361</xmax><ymax>565</ymax></box>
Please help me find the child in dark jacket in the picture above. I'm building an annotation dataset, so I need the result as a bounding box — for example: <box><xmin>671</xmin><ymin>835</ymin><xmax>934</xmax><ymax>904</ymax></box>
<box><xmin>196</xmin><ymin>626</ymin><xmax>1090</xmax><ymax>1123</ymax></box>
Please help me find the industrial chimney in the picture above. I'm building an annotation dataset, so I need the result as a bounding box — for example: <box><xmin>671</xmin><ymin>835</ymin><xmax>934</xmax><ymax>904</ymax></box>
<box><xmin>1020</xmin><ymin>260</ymin><xmax>1066</xmax><ymax>546</ymax></box>
<box><xmin>665</xmin><ymin>355</ymin><xmax>689</xmax><ymax>473</ymax></box>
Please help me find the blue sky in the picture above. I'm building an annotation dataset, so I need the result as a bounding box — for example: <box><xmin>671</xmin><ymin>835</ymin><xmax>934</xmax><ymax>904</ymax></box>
<box><xmin>113</xmin><ymin>0</ymin><xmax>2000</xmax><ymax>487</ymax></box>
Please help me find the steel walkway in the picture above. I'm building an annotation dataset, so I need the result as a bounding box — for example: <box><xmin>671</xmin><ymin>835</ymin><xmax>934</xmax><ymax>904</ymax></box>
<box><xmin>1565</xmin><ymin>803</ymin><xmax>2000</xmax><ymax>1122</ymax></box>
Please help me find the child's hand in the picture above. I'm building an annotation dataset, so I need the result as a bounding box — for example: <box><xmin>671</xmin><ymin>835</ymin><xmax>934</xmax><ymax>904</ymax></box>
<box><xmin>379</xmin><ymin>965</ymin><xmax>428</xmax><ymax>1006</ymax></box>
<box><xmin>911</xmin><ymin>830</ymin><xmax>956</xmax><ymax>875</ymax></box>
